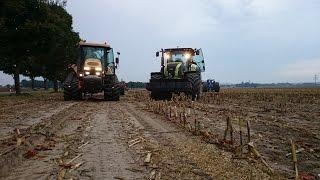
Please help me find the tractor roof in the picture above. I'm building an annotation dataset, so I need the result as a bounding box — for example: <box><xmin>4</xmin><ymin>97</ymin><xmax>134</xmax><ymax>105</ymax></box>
<box><xmin>79</xmin><ymin>41</ymin><xmax>110</xmax><ymax>48</ymax></box>
<box><xmin>164</xmin><ymin>48</ymin><xmax>195</xmax><ymax>52</ymax></box>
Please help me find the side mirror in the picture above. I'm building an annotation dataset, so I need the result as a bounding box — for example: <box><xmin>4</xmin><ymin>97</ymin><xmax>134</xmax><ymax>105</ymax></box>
<box><xmin>117</xmin><ymin>52</ymin><xmax>120</xmax><ymax>55</ymax></box>
<box><xmin>115</xmin><ymin>57</ymin><xmax>119</xmax><ymax>64</ymax></box>
<box><xmin>196</xmin><ymin>50</ymin><xmax>200</xmax><ymax>55</ymax></box>
<box><xmin>156</xmin><ymin>52</ymin><xmax>160</xmax><ymax>57</ymax></box>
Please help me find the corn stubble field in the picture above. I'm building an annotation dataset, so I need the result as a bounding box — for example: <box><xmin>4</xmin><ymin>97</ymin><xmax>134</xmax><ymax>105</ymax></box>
<box><xmin>0</xmin><ymin>88</ymin><xmax>319</xmax><ymax>179</ymax></box>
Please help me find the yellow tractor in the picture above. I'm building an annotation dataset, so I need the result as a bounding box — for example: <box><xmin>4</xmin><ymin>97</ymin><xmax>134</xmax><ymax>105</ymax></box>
<box><xmin>63</xmin><ymin>41</ymin><xmax>121</xmax><ymax>101</ymax></box>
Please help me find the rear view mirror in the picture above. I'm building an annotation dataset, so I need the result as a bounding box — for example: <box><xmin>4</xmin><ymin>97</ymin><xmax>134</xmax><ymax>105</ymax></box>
<box><xmin>117</xmin><ymin>52</ymin><xmax>120</xmax><ymax>55</ymax></box>
<box><xmin>115</xmin><ymin>57</ymin><xmax>119</xmax><ymax>64</ymax></box>
<box><xmin>156</xmin><ymin>52</ymin><xmax>160</xmax><ymax>57</ymax></box>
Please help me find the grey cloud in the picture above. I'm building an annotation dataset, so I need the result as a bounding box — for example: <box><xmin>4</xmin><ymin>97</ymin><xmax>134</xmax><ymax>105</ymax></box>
<box><xmin>2</xmin><ymin>0</ymin><xmax>319</xmax><ymax>85</ymax></box>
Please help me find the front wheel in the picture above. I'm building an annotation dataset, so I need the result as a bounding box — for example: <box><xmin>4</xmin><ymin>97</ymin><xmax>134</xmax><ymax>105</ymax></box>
<box><xmin>186</xmin><ymin>73</ymin><xmax>202</xmax><ymax>101</ymax></box>
<box><xmin>63</xmin><ymin>72</ymin><xmax>82</xmax><ymax>101</ymax></box>
<box><xmin>120</xmin><ymin>88</ymin><xmax>125</xmax><ymax>95</ymax></box>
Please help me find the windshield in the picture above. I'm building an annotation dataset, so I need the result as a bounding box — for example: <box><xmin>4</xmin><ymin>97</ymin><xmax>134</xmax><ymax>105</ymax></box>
<box><xmin>163</xmin><ymin>49</ymin><xmax>205</xmax><ymax>72</ymax></box>
<box><xmin>81</xmin><ymin>46</ymin><xmax>107</xmax><ymax>65</ymax></box>
<box><xmin>165</xmin><ymin>51</ymin><xmax>192</xmax><ymax>63</ymax></box>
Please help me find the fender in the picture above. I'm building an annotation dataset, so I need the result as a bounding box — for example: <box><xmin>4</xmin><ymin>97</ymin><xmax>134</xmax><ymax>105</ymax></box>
<box><xmin>67</xmin><ymin>64</ymin><xmax>83</xmax><ymax>88</ymax></box>
<box><xmin>68</xmin><ymin>64</ymin><xmax>78</xmax><ymax>74</ymax></box>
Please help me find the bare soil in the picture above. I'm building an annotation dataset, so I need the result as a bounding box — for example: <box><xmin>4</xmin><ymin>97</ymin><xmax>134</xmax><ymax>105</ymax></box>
<box><xmin>0</xmin><ymin>89</ymin><xmax>318</xmax><ymax>179</ymax></box>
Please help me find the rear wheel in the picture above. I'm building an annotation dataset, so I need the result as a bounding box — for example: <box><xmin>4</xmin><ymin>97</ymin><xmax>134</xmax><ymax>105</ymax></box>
<box><xmin>186</xmin><ymin>73</ymin><xmax>202</xmax><ymax>101</ymax></box>
<box><xmin>63</xmin><ymin>72</ymin><xmax>82</xmax><ymax>101</ymax></box>
<box><xmin>214</xmin><ymin>82</ymin><xmax>220</xmax><ymax>93</ymax></box>
<box><xmin>113</xmin><ymin>87</ymin><xmax>120</xmax><ymax>101</ymax></box>
<box><xmin>104</xmin><ymin>86</ymin><xmax>120</xmax><ymax>101</ymax></box>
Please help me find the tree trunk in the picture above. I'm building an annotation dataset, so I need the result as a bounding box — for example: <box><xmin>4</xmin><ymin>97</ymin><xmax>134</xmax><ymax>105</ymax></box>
<box><xmin>43</xmin><ymin>78</ymin><xmax>48</xmax><ymax>90</ymax></box>
<box><xmin>53</xmin><ymin>80</ymin><xmax>58</xmax><ymax>92</ymax></box>
<box><xmin>13</xmin><ymin>65</ymin><xmax>21</xmax><ymax>94</ymax></box>
<box><xmin>31</xmin><ymin>77</ymin><xmax>35</xmax><ymax>90</ymax></box>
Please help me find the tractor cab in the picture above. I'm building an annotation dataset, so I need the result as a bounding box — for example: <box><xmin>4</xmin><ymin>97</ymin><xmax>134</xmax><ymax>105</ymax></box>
<box><xmin>147</xmin><ymin>47</ymin><xmax>206</xmax><ymax>100</ymax></box>
<box><xmin>156</xmin><ymin>48</ymin><xmax>205</xmax><ymax>79</ymax></box>
<box><xmin>77</xmin><ymin>41</ymin><xmax>119</xmax><ymax>77</ymax></box>
<box><xmin>63</xmin><ymin>41</ymin><xmax>122</xmax><ymax>101</ymax></box>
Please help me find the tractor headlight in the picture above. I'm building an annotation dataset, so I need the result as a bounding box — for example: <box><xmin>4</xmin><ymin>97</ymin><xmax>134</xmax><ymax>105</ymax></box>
<box><xmin>164</xmin><ymin>53</ymin><xmax>171</xmax><ymax>59</ymax></box>
<box><xmin>96</xmin><ymin>72</ymin><xmax>101</xmax><ymax>76</ymax></box>
<box><xmin>84</xmin><ymin>66</ymin><xmax>90</xmax><ymax>71</ymax></box>
<box><xmin>184</xmin><ymin>53</ymin><xmax>191</xmax><ymax>59</ymax></box>
<box><xmin>95</xmin><ymin>67</ymin><xmax>102</xmax><ymax>71</ymax></box>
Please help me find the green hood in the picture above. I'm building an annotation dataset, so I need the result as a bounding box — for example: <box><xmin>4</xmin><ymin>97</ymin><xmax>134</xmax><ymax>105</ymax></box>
<box><xmin>164</xmin><ymin>62</ymin><xmax>184</xmax><ymax>79</ymax></box>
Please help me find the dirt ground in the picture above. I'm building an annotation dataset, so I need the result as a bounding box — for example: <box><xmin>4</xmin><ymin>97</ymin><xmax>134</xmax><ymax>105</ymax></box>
<box><xmin>196</xmin><ymin>88</ymin><xmax>320</xmax><ymax>178</ymax></box>
<box><xmin>0</xmin><ymin>89</ymin><xmax>319</xmax><ymax>179</ymax></box>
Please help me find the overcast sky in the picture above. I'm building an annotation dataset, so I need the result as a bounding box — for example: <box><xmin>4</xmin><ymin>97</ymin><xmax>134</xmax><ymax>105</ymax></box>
<box><xmin>1</xmin><ymin>0</ymin><xmax>320</xmax><ymax>85</ymax></box>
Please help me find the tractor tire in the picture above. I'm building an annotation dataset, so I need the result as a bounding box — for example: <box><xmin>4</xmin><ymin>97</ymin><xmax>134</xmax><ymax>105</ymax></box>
<box><xmin>202</xmin><ymin>82</ymin><xmax>208</xmax><ymax>92</ymax></box>
<box><xmin>151</xmin><ymin>72</ymin><xmax>162</xmax><ymax>80</ymax></box>
<box><xmin>63</xmin><ymin>72</ymin><xmax>82</xmax><ymax>101</ymax></box>
<box><xmin>113</xmin><ymin>87</ymin><xmax>120</xmax><ymax>101</ymax></box>
<box><xmin>104</xmin><ymin>86</ymin><xmax>120</xmax><ymax>101</ymax></box>
<box><xmin>214</xmin><ymin>82</ymin><xmax>220</xmax><ymax>93</ymax></box>
<box><xmin>150</xmin><ymin>72</ymin><xmax>171</xmax><ymax>100</ymax></box>
<box><xmin>186</xmin><ymin>73</ymin><xmax>202</xmax><ymax>101</ymax></box>
<box><xmin>120</xmin><ymin>87</ymin><xmax>125</xmax><ymax>95</ymax></box>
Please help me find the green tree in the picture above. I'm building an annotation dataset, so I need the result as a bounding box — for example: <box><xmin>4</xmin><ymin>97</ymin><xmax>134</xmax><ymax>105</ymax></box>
<box><xmin>23</xmin><ymin>57</ymin><xmax>43</xmax><ymax>89</ymax></box>
<box><xmin>41</xmin><ymin>3</ymin><xmax>79</xmax><ymax>92</ymax></box>
<box><xmin>0</xmin><ymin>0</ymin><xmax>79</xmax><ymax>93</ymax></box>
<box><xmin>0</xmin><ymin>0</ymin><xmax>49</xmax><ymax>93</ymax></box>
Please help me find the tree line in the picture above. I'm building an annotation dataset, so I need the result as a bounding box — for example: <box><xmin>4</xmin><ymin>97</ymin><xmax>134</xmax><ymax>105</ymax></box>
<box><xmin>20</xmin><ymin>79</ymin><xmax>61</xmax><ymax>89</ymax></box>
<box><xmin>0</xmin><ymin>0</ymin><xmax>80</xmax><ymax>94</ymax></box>
<box><xmin>127</xmin><ymin>82</ymin><xmax>147</xmax><ymax>89</ymax></box>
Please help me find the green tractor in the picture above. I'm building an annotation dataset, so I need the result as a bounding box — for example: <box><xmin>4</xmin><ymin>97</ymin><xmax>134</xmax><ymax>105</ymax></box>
<box><xmin>63</xmin><ymin>41</ymin><xmax>121</xmax><ymax>101</ymax></box>
<box><xmin>146</xmin><ymin>48</ymin><xmax>206</xmax><ymax>100</ymax></box>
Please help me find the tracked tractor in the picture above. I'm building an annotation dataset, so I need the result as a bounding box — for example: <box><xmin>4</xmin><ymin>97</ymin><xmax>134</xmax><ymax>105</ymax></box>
<box><xmin>146</xmin><ymin>48</ymin><xmax>206</xmax><ymax>100</ymax></box>
<box><xmin>63</xmin><ymin>41</ymin><xmax>121</xmax><ymax>101</ymax></box>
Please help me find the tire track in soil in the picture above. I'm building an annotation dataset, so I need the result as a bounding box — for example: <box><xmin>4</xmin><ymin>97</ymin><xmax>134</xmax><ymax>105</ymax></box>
<box><xmin>122</xmin><ymin>102</ymin><xmax>207</xmax><ymax>180</ymax></box>
<box><xmin>0</xmin><ymin>94</ymin><xmax>272</xmax><ymax>179</ymax></box>
<box><xmin>122</xmin><ymin>102</ymin><xmax>271</xmax><ymax>179</ymax></box>
<box><xmin>194</xmin><ymin>101</ymin><xmax>320</xmax><ymax>176</ymax></box>
<box><xmin>70</xmin><ymin>101</ymin><xmax>147</xmax><ymax>180</ymax></box>
<box><xmin>0</xmin><ymin>101</ymin><xmax>85</xmax><ymax>179</ymax></box>
<box><xmin>0</xmin><ymin>102</ymin><xmax>76</xmax><ymax>140</ymax></box>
